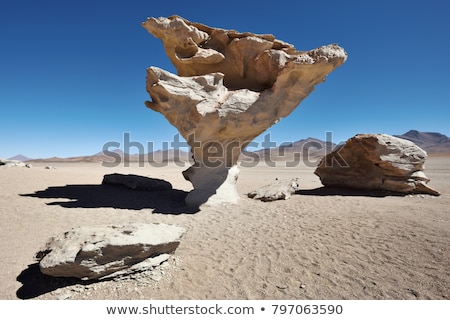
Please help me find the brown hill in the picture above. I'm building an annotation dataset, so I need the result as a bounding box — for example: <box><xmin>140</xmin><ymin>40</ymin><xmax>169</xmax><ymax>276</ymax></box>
<box><xmin>240</xmin><ymin>137</ymin><xmax>337</xmax><ymax>165</ymax></box>
<box><xmin>7</xmin><ymin>154</ymin><xmax>32</xmax><ymax>161</ymax></box>
<box><xmin>22</xmin><ymin>130</ymin><xmax>450</xmax><ymax>164</ymax></box>
<box><xmin>394</xmin><ymin>130</ymin><xmax>450</xmax><ymax>154</ymax></box>
<box><xmin>29</xmin><ymin>149</ymin><xmax>191</xmax><ymax>164</ymax></box>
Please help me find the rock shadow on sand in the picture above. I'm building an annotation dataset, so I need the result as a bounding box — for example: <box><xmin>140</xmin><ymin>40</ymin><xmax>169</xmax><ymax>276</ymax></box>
<box><xmin>296</xmin><ymin>186</ymin><xmax>408</xmax><ymax>197</ymax></box>
<box><xmin>16</xmin><ymin>263</ymin><xmax>95</xmax><ymax>299</ymax></box>
<box><xmin>20</xmin><ymin>180</ymin><xmax>199</xmax><ymax>214</ymax></box>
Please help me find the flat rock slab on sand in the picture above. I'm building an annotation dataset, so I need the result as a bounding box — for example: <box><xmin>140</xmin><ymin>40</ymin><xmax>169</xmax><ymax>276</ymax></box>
<box><xmin>102</xmin><ymin>173</ymin><xmax>173</xmax><ymax>191</ymax></box>
<box><xmin>36</xmin><ymin>223</ymin><xmax>185</xmax><ymax>280</ymax></box>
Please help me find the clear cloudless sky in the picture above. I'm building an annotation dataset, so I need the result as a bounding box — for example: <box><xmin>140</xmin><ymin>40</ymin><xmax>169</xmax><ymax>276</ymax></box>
<box><xmin>1</xmin><ymin>0</ymin><xmax>449</xmax><ymax>158</ymax></box>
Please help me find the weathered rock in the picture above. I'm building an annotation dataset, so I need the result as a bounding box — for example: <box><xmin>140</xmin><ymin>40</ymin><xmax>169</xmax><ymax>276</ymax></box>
<box><xmin>314</xmin><ymin>134</ymin><xmax>440</xmax><ymax>195</ymax></box>
<box><xmin>143</xmin><ymin>16</ymin><xmax>347</xmax><ymax>207</ymax></box>
<box><xmin>248</xmin><ymin>178</ymin><xmax>301</xmax><ymax>201</ymax></box>
<box><xmin>102</xmin><ymin>173</ymin><xmax>172</xmax><ymax>191</ymax></box>
<box><xmin>36</xmin><ymin>223</ymin><xmax>186</xmax><ymax>280</ymax></box>
<box><xmin>0</xmin><ymin>159</ymin><xmax>26</xmax><ymax>167</ymax></box>
<box><xmin>100</xmin><ymin>253</ymin><xmax>171</xmax><ymax>280</ymax></box>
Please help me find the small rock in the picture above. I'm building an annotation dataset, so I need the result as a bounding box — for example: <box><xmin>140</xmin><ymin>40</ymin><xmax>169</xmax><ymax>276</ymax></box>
<box><xmin>276</xmin><ymin>284</ymin><xmax>288</xmax><ymax>290</ymax></box>
<box><xmin>150</xmin><ymin>274</ymin><xmax>163</xmax><ymax>282</ymax></box>
<box><xmin>70</xmin><ymin>285</ymin><xmax>84</xmax><ymax>293</ymax></box>
<box><xmin>248</xmin><ymin>179</ymin><xmax>300</xmax><ymax>201</ymax></box>
<box><xmin>57</xmin><ymin>293</ymin><xmax>72</xmax><ymax>300</ymax></box>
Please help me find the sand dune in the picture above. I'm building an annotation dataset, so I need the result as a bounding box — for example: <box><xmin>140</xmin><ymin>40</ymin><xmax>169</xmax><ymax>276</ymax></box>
<box><xmin>0</xmin><ymin>158</ymin><xmax>448</xmax><ymax>300</ymax></box>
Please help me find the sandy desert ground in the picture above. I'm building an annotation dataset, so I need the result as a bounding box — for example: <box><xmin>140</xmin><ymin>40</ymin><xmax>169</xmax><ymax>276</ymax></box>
<box><xmin>0</xmin><ymin>157</ymin><xmax>449</xmax><ymax>300</ymax></box>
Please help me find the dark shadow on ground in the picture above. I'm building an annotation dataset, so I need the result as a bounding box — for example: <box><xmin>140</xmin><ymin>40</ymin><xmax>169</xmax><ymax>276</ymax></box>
<box><xmin>21</xmin><ymin>183</ymin><xmax>199</xmax><ymax>214</ymax></box>
<box><xmin>296</xmin><ymin>186</ymin><xmax>407</xmax><ymax>197</ymax></box>
<box><xmin>16</xmin><ymin>263</ymin><xmax>96</xmax><ymax>299</ymax></box>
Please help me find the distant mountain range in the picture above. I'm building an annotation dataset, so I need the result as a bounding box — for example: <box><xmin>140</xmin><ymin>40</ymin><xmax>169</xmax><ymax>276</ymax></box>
<box><xmin>25</xmin><ymin>149</ymin><xmax>191</xmax><ymax>164</ymax></box>
<box><xmin>240</xmin><ymin>137</ymin><xmax>336</xmax><ymax>162</ymax></box>
<box><xmin>394</xmin><ymin>130</ymin><xmax>450</xmax><ymax>154</ymax></box>
<box><xmin>9</xmin><ymin>130</ymin><xmax>450</xmax><ymax>162</ymax></box>
<box><xmin>7</xmin><ymin>154</ymin><xmax>32</xmax><ymax>161</ymax></box>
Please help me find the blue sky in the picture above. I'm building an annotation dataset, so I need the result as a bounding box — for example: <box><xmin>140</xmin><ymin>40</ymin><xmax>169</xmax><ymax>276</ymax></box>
<box><xmin>1</xmin><ymin>0</ymin><xmax>449</xmax><ymax>158</ymax></box>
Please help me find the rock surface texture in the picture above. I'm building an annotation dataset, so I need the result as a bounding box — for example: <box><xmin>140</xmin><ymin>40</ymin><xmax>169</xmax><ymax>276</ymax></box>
<box><xmin>315</xmin><ymin>134</ymin><xmax>440</xmax><ymax>195</ymax></box>
<box><xmin>142</xmin><ymin>16</ymin><xmax>347</xmax><ymax>207</ymax></box>
<box><xmin>248</xmin><ymin>179</ymin><xmax>301</xmax><ymax>201</ymax></box>
<box><xmin>36</xmin><ymin>223</ymin><xmax>186</xmax><ymax>280</ymax></box>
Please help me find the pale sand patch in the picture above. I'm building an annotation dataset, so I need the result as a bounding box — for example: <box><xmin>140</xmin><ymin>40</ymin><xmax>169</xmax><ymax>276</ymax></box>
<box><xmin>0</xmin><ymin>158</ymin><xmax>448</xmax><ymax>299</ymax></box>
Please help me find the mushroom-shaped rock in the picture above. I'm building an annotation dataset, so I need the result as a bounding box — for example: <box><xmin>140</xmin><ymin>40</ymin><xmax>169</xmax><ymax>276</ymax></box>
<box><xmin>143</xmin><ymin>16</ymin><xmax>347</xmax><ymax>208</ymax></box>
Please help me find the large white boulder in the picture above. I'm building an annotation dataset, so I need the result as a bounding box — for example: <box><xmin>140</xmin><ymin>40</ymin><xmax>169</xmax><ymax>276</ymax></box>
<box><xmin>315</xmin><ymin>134</ymin><xmax>440</xmax><ymax>195</ymax></box>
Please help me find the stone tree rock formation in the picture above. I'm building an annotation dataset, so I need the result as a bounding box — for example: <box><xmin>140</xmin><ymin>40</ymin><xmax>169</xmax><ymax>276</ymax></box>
<box><xmin>142</xmin><ymin>16</ymin><xmax>347</xmax><ymax>207</ymax></box>
<box><xmin>314</xmin><ymin>134</ymin><xmax>440</xmax><ymax>195</ymax></box>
